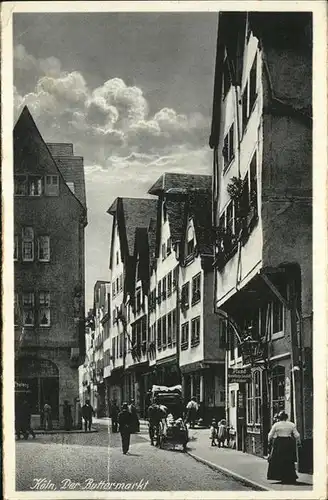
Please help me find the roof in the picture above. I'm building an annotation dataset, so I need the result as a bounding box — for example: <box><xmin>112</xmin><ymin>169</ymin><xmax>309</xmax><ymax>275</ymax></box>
<box><xmin>47</xmin><ymin>143</ymin><xmax>87</xmax><ymax>209</ymax></box>
<box><xmin>14</xmin><ymin>107</ymin><xmax>87</xmax><ymax>216</ymax></box>
<box><xmin>148</xmin><ymin>173</ymin><xmax>212</xmax><ymax>196</ymax></box>
<box><xmin>108</xmin><ymin>197</ymin><xmax>157</xmax><ymax>257</ymax></box>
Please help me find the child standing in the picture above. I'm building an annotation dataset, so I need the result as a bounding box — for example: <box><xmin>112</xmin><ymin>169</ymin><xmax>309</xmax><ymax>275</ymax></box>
<box><xmin>210</xmin><ymin>419</ymin><xmax>218</xmax><ymax>446</ymax></box>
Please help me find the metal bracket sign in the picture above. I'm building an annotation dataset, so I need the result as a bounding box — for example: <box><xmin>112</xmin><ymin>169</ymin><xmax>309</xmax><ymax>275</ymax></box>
<box><xmin>228</xmin><ymin>368</ymin><xmax>252</xmax><ymax>384</ymax></box>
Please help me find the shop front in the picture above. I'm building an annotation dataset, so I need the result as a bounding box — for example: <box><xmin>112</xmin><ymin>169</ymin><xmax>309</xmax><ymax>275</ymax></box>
<box><xmin>15</xmin><ymin>356</ymin><xmax>59</xmax><ymax>428</ymax></box>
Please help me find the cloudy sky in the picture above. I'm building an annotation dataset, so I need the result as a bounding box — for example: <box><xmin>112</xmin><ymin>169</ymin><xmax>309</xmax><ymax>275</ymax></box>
<box><xmin>13</xmin><ymin>12</ymin><xmax>218</xmax><ymax>308</ymax></box>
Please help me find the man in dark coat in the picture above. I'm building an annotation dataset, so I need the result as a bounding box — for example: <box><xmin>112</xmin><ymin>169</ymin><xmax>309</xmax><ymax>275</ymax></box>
<box><xmin>118</xmin><ymin>402</ymin><xmax>133</xmax><ymax>454</ymax></box>
<box><xmin>110</xmin><ymin>400</ymin><xmax>119</xmax><ymax>433</ymax></box>
<box><xmin>81</xmin><ymin>400</ymin><xmax>94</xmax><ymax>432</ymax></box>
<box><xmin>129</xmin><ymin>399</ymin><xmax>140</xmax><ymax>433</ymax></box>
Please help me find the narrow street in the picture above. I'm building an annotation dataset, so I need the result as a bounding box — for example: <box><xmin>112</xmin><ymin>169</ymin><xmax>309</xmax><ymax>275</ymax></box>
<box><xmin>16</xmin><ymin>425</ymin><xmax>252</xmax><ymax>492</ymax></box>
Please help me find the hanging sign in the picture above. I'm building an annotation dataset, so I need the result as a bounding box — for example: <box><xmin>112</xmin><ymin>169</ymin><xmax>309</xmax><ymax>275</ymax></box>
<box><xmin>228</xmin><ymin>368</ymin><xmax>251</xmax><ymax>384</ymax></box>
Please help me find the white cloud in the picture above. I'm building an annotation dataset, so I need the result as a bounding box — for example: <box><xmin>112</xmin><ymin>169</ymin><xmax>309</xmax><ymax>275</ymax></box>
<box><xmin>14</xmin><ymin>44</ymin><xmax>210</xmax><ymax>169</ymax></box>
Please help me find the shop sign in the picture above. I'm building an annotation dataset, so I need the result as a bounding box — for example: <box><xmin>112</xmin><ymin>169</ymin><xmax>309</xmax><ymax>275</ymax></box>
<box><xmin>228</xmin><ymin>368</ymin><xmax>251</xmax><ymax>384</ymax></box>
<box><xmin>15</xmin><ymin>381</ymin><xmax>31</xmax><ymax>393</ymax></box>
<box><xmin>285</xmin><ymin>376</ymin><xmax>291</xmax><ymax>401</ymax></box>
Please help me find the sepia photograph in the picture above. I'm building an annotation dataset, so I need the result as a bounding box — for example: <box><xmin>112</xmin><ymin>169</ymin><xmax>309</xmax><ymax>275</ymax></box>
<box><xmin>2</xmin><ymin>1</ymin><xmax>327</xmax><ymax>499</ymax></box>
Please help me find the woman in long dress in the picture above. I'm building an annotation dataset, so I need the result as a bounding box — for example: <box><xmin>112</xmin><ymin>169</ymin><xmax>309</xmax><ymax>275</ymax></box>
<box><xmin>267</xmin><ymin>411</ymin><xmax>301</xmax><ymax>484</ymax></box>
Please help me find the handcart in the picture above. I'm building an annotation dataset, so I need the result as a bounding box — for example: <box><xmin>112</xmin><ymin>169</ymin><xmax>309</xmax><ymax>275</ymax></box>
<box><xmin>151</xmin><ymin>385</ymin><xmax>189</xmax><ymax>452</ymax></box>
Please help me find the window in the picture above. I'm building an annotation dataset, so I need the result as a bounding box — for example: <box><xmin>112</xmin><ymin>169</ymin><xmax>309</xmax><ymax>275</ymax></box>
<box><xmin>132</xmin><ymin>323</ymin><xmax>136</xmax><ymax>346</ymax></box>
<box><xmin>45</xmin><ymin>175</ymin><xmax>59</xmax><ymax>196</ymax></box>
<box><xmin>187</xmin><ymin>238</ymin><xmax>194</xmax><ymax>256</ymax></box>
<box><xmin>223</xmin><ymin>57</ymin><xmax>231</xmax><ymax>98</ymax></box>
<box><xmin>230</xmin><ymin>390</ymin><xmax>236</xmax><ymax>408</ymax></box>
<box><xmin>181</xmin><ymin>283</ymin><xmax>190</xmax><ymax>311</ymax></box>
<box><xmin>14</xmin><ymin>235</ymin><xmax>18</xmax><ymax>261</ymax></box>
<box><xmin>112</xmin><ymin>338</ymin><xmax>116</xmax><ymax>361</ymax></box>
<box><xmin>38</xmin><ymin>236</ymin><xmax>50</xmax><ymax>262</ymax></box>
<box><xmin>192</xmin><ymin>273</ymin><xmax>201</xmax><ymax>305</ymax></box>
<box><xmin>246</xmin><ymin>380</ymin><xmax>253</xmax><ymax>424</ymax></box>
<box><xmin>116</xmin><ymin>251</ymin><xmax>119</xmax><ymax>265</ymax></box>
<box><xmin>112</xmin><ymin>282</ymin><xmax>116</xmax><ymax>298</ymax></box>
<box><xmin>116</xmin><ymin>278</ymin><xmax>119</xmax><ymax>295</ymax></box>
<box><xmin>14</xmin><ymin>175</ymin><xmax>27</xmax><ymax>196</ymax></box>
<box><xmin>22</xmin><ymin>292</ymin><xmax>34</xmax><ymax>326</ymax></box>
<box><xmin>187</xmin><ymin>226</ymin><xmax>194</xmax><ymax>256</ymax></box>
<box><xmin>39</xmin><ymin>291</ymin><xmax>50</xmax><ymax>327</ymax></box>
<box><xmin>272</xmin><ymin>366</ymin><xmax>285</xmax><ymax>416</ymax></box>
<box><xmin>119</xmin><ymin>274</ymin><xmax>123</xmax><ymax>292</ymax></box>
<box><xmin>254</xmin><ymin>371</ymin><xmax>261</xmax><ymax>424</ymax></box>
<box><xmin>167</xmin><ymin>271</ymin><xmax>172</xmax><ymax>297</ymax></box>
<box><xmin>162</xmin><ymin>315</ymin><xmax>167</xmax><ymax>346</ymax></box>
<box><xmin>223</xmin><ymin>123</ymin><xmax>234</xmax><ymax>170</ymax></box>
<box><xmin>242</xmin><ymin>55</ymin><xmax>258</xmax><ymax>134</ymax></box>
<box><xmin>167</xmin><ymin>311</ymin><xmax>172</xmax><ymax>346</ymax></box>
<box><xmin>22</xmin><ymin>227</ymin><xmax>34</xmax><ymax>262</ymax></box>
<box><xmin>173</xmin><ymin>267</ymin><xmax>179</xmax><ymax>291</ymax></box>
<box><xmin>141</xmin><ymin>316</ymin><xmax>147</xmax><ymax>343</ymax></box>
<box><xmin>162</xmin><ymin>277</ymin><xmax>167</xmax><ymax>300</ymax></box>
<box><xmin>157</xmin><ymin>319</ymin><xmax>162</xmax><ymax>349</ymax></box>
<box><xmin>167</xmin><ymin>237</ymin><xmax>172</xmax><ymax>256</ymax></box>
<box><xmin>227</xmin><ymin>202</ymin><xmax>234</xmax><ymax>236</ymax></box>
<box><xmin>249</xmin><ymin>55</ymin><xmax>257</xmax><ymax>112</ymax></box>
<box><xmin>249</xmin><ymin>152</ymin><xmax>258</xmax><ymax>212</ymax></box>
<box><xmin>157</xmin><ymin>281</ymin><xmax>162</xmax><ymax>305</ymax></box>
<box><xmin>272</xmin><ymin>299</ymin><xmax>284</xmax><ymax>334</ymax></box>
<box><xmin>191</xmin><ymin>317</ymin><xmax>201</xmax><ymax>346</ymax></box>
<box><xmin>28</xmin><ymin>176</ymin><xmax>43</xmax><ymax>196</ymax></box>
<box><xmin>162</xmin><ymin>243</ymin><xmax>166</xmax><ymax>261</ymax></box>
<box><xmin>242</xmin><ymin>81</ymin><xmax>249</xmax><ymax>133</ymax></box>
<box><xmin>135</xmin><ymin>288</ymin><xmax>142</xmax><ymax>312</ymax></box>
<box><xmin>181</xmin><ymin>321</ymin><xmax>189</xmax><ymax>350</ymax></box>
<box><xmin>172</xmin><ymin>309</ymin><xmax>177</xmax><ymax>344</ymax></box>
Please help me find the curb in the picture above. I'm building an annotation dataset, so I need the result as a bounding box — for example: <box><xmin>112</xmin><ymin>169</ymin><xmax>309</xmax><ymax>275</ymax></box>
<box><xmin>33</xmin><ymin>428</ymin><xmax>99</xmax><ymax>435</ymax></box>
<box><xmin>186</xmin><ymin>451</ymin><xmax>269</xmax><ymax>491</ymax></box>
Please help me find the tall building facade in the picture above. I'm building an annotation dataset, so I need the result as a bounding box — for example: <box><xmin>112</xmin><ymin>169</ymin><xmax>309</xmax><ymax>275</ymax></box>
<box><xmin>209</xmin><ymin>12</ymin><xmax>312</xmax><ymax>469</ymax></box>
<box><xmin>14</xmin><ymin>107</ymin><xmax>87</xmax><ymax>429</ymax></box>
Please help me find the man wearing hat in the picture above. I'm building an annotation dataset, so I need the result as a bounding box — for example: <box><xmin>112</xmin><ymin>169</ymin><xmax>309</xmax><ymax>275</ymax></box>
<box><xmin>118</xmin><ymin>402</ymin><xmax>133</xmax><ymax>454</ymax></box>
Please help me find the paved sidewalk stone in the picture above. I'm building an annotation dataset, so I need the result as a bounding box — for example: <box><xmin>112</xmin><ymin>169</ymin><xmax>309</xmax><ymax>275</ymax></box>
<box><xmin>187</xmin><ymin>428</ymin><xmax>313</xmax><ymax>492</ymax></box>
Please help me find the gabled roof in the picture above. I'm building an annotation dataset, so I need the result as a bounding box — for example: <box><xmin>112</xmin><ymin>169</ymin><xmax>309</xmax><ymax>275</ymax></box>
<box><xmin>14</xmin><ymin>106</ymin><xmax>87</xmax><ymax>216</ymax></box>
<box><xmin>107</xmin><ymin>197</ymin><xmax>157</xmax><ymax>259</ymax></box>
<box><xmin>47</xmin><ymin>143</ymin><xmax>87</xmax><ymax>209</ymax></box>
<box><xmin>148</xmin><ymin>172</ymin><xmax>212</xmax><ymax>196</ymax></box>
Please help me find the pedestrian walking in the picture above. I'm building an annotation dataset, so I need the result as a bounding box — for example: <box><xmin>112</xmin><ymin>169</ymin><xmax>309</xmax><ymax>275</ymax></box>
<box><xmin>217</xmin><ymin>419</ymin><xmax>227</xmax><ymax>448</ymax></box>
<box><xmin>63</xmin><ymin>400</ymin><xmax>72</xmax><ymax>431</ymax></box>
<box><xmin>129</xmin><ymin>399</ymin><xmax>140</xmax><ymax>433</ymax></box>
<box><xmin>186</xmin><ymin>397</ymin><xmax>199</xmax><ymax>429</ymax></box>
<box><xmin>209</xmin><ymin>419</ymin><xmax>218</xmax><ymax>446</ymax></box>
<box><xmin>267</xmin><ymin>411</ymin><xmax>301</xmax><ymax>484</ymax></box>
<box><xmin>43</xmin><ymin>402</ymin><xmax>52</xmax><ymax>431</ymax></box>
<box><xmin>118</xmin><ymin>402</ymin><xmax>133</xmax><ymax>454</ymax></box>
<box><xmin>110</xmin><ymin>400</ymin><xmax>119</xmax><ymax>433</ymax></box>
<box><xmin>81</xmin><ymin>399</ymin><xmax>94</xmax><ymax>432</ymax></box>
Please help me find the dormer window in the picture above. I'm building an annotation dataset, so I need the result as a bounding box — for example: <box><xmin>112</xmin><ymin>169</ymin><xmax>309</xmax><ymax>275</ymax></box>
<box><xmin>187</xmin><ymin>226</ymin><xmax>194</xmax><ymax>256</ymax></box>
<box><xmin>45</xmin><ymin>175</ymin><xmax>59</xmax><ymax>196</ymax></box>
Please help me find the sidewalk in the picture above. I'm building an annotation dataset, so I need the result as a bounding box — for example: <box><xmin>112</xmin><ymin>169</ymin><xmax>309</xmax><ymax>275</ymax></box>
<box><xmin>186</xmin><ymin>428</ymin><xmax>313</xmax><ymax>492</ymax></box>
